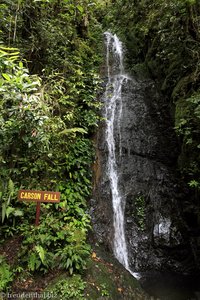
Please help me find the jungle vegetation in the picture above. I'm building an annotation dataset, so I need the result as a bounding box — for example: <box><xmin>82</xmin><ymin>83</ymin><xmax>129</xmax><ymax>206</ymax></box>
<box><xmin>0</xmin><ymin>0</ymin><xmax>104</xmax><ymax>297</ymax></box>
<box><xmin>0</xmin><ymin>0</ymin><xmax>200</xmax><ymax>298</ymax></box>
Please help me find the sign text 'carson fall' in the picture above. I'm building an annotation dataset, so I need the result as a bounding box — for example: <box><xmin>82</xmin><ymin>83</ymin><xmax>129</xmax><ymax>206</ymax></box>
<box><xmin>18</xmin><ymin>190</ymin><xmax>60</xmax><ymax>203</ymax></box>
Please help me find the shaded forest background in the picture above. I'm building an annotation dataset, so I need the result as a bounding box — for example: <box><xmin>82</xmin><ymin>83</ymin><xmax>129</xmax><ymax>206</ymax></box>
<box><xmin>0</xmin><ymin>0</ymin><xmax>200</xmax><ymax>298</ymax></box>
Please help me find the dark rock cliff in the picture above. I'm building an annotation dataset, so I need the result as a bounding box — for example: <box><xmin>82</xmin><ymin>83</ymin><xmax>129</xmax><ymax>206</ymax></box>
<box><xmin>91</xmin><ymin>76</ymin><xmax>198</xmax><ymax>274</ymax></box>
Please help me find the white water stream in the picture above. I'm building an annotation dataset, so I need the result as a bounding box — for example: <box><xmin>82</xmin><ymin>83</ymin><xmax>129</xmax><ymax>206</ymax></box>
<box><xmin>103</xmin><ymin>32</ymin><xmax>139</xmax><ymax>278</ymax></box>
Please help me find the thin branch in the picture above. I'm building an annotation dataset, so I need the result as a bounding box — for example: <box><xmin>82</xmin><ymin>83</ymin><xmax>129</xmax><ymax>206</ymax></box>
<box><xmin>13</xmin><ymin>0</ymin><xmax>20</xmax><ymax>42</ymax></box>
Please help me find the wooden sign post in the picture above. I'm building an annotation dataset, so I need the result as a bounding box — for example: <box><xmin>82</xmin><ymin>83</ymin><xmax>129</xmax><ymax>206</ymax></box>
<box><xmin>35</xmin><ymin>202</ymin><xmax>41</xmax><ymax>226</ymax></box>
<box><xmin>18</xmin><ymin>190</ymin><xmax>60</xmax><ymax>226</ymax></box>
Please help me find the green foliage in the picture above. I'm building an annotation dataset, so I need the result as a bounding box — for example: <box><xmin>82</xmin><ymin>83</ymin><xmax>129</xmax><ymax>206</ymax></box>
<box><xmin>0</xmin><ymin>179</ymin><xmax>23</xmax><ymax>225</ymax></box>
<box><xmin>134</xmin><ymin>195</ymin><xmax>146</xmax><ymax>231</ymax></box>
<box><xmin>0</xmin><ymin>0</ymin><xmax>103</xmax><ymax>285</ymax></box>
<box><xmin>0</xmin><ymin>255</ymin><xmax>13</xmax><ymax>292</ymax></box>
<box><xmin>55</xmin><ymin>231</ymin><xmax>91</xmax><ymax>275</ymax></box>
<box><xmin>0</xmin><ymin>48</ymin><xmax>53</xmax><ymax>189</ymax></box>
<box><xmin>100</xmin><ymin>283</ymin><xmax>110</xmax><ymax>297</ymax></box>
<box><xmin>0</xmin><ymin>47</ymin><xmax>95</xmax><ymax>275</ymax></box>
<box><xmin>17</xmin><ymin>198</ymin><xmax>91</xmax><ymax>274</ymax></box>
<box><xmin>46</xmin><ymin>275</ymin><xmax>86</xmax><ymax>300</ymax></box>
<box><xmin>175</xmin><ymin>93</ymin><xmax>200</xmax><ymax>186</ymax></box>
<box><xmin>0</xmin><ymin>175</ymin><xmax>23</xmax><ymax>239</ymax></box>
<box><xmin>109</xmin><ymin>0</ymin><xmax>200</xmax><ymax>89</ymax></box>
<box><xmin>0</xmin><ymin>0</ymin><xmax>102</xmax><ymax>192</ymax></box>
<box><xmin>1</xmin><ymin>179</ymin><xmax>14</xmax><ymax>223</ymax></box>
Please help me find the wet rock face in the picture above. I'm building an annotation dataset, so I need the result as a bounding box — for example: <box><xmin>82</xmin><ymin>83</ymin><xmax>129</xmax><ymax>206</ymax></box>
<box><xmin>92</xmin><ymin>77</ymin><xmax>197</xmax><ymax>273</ymax></box>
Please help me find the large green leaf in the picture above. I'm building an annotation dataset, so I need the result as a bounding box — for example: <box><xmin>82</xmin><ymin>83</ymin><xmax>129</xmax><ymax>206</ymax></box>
<box><xmin>77</xmin><ymin>5</ymin><xmax>84</xmax><ymax>13</ymax></box>
<box><xmin>35</xmin><ymin>245</ymin><xmax>45</xmax><ymax>264</ymax></box>
<box><xmin>2</xmin><ymin>73</ymin><xmax>11</xmax><ymax>81</ymax></box>
<box><xmin>59</xmin><ymin>127</ymin><xmax>87</xmax><ymax>135</ymax></box>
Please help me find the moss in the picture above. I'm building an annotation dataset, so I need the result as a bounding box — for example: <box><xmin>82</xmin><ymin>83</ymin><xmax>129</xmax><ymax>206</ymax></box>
<box><xmin>131</xmin><ymin>63</ymin><xmax>151</xmax><ymax>80</ymax></box>
<box><xmin>175</xmin><ymin>98</ymin><xmax>190</xmax><ymax>129</ymax></box>
<box><xmin>41</xmin><ymin>245</ymin><xmax>150</xmax><ymax>299</ymax></box>
<box><xmin>83</xmin><ymin>247</ymin><xmax>149</xmax><ymax>300</ymax></box>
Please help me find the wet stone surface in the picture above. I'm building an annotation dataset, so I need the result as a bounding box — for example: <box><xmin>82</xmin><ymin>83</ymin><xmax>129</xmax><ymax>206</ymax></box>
<box><xmin>92</xmin><ymin>76</ymin><xmax>199</xmax><ymax>274</ymax></box>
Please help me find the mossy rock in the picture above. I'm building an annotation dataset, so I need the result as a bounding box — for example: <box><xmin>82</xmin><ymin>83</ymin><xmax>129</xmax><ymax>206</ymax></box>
<box><xmin>130</xmin><ymin>63</ymin><xmax>151</xmax><ymax>80</ymax></box>
<box><xmin>83</xmin><ymin>247</ymin><xmax>151</xmax><ymax>300</ymax></box>
<box><xmin>44</xmin><ymin>246</ymin><xmax>151</xmax><ymax>299</ymax></box>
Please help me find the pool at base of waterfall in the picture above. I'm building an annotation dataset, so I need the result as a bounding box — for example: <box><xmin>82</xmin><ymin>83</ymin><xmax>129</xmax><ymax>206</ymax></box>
<box><xmin>138</xmin><ymin>271</ymin><xmax>200</xmax><ymax>300</ymax></box>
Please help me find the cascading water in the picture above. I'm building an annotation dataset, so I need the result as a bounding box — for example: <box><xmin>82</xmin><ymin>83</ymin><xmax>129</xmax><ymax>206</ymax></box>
<box><xmin>94</xmin><ymin>31</ymin><xmax>200</xmax><ymax>300</ymax></box>
<box><xmin>103</xmin><ymin>31</ymin><xmax>136</xmax><ymax>275</ymax></box>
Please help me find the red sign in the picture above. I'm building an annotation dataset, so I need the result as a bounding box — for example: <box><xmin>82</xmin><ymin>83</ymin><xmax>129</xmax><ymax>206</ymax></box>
<box><xmin>18</xmin><ymin>190</ymin><xmax>60</xmax><ymax>203</ymax></box>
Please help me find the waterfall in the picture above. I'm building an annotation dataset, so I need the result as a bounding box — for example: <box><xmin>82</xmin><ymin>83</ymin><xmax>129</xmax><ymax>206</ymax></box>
<box><xmin>103</xmin><ymin>31</ymin><xmax>137</xmax><ymax>276</ymax></box>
